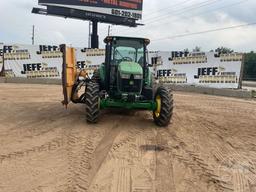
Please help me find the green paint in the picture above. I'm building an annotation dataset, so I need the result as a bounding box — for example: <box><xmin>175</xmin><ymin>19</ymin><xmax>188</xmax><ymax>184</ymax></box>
<box><xmin>100</xmin><ymin>98</ymin><xmax>156</xmax><ymax>110</ymax></box>
<box><xmin>99</xmin><ymin>64</ymin><xmax>105</xmax><ymax>81</ymax></box>
<box><xmin>118</xmin><ymin>61</ymin><xmax>143</xmax><ymax>75</ymax></box>
<box><xmin>144</xmin><ymin>68</ymin><xmax>153</xmax><ymax>87</ymax></box>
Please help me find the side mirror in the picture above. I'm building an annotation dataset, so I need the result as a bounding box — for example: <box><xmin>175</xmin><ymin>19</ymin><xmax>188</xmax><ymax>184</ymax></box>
<box><xmin>146</xmin><ymin>49</ymin><xmax>152</xmax><ymax>67</ymax></box>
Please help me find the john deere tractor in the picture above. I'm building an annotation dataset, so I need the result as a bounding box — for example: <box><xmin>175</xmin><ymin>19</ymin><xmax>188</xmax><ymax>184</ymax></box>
<box><xmin>61</xmin><ymin>36</ymin><xmax>173</xmax><ymax>127</ymax></box>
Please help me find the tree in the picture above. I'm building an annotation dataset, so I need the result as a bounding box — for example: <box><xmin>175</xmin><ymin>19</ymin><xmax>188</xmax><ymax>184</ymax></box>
<box><xmin>183</xmin><ymin>48</ymin><xmax>189</xmax><ymax>53</ymax></box>
<box><xmin>215</xmin><ymin>47</ymin><xmax>234</xmax><ymax>54</ymax></box>
<box><xmin>244</xmin><ymin>51</ymin><xmax>256</xmax><ymax>81</ymax></box>
<box><xmin>193</xmin><ymin>46</ymin><xmax>201</xmax><ymax>52</ymax></box>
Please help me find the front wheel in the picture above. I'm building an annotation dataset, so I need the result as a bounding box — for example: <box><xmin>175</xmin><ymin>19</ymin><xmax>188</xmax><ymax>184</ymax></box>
<box><xmin>85</xmin><ymin>82</ymin><xmax>100</xmax><ymax>123</ymax></box>
<box><xmin>153</xmin><ymin>86</ymin><xmax>173</xmax><ymax>127</ymax></box>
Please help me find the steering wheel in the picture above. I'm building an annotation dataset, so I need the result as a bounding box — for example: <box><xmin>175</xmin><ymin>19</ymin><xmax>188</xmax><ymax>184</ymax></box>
<box><xmin>122</xmin><ymin>57</ymin><xmax>133</xmax><ymax>62</ymax></box>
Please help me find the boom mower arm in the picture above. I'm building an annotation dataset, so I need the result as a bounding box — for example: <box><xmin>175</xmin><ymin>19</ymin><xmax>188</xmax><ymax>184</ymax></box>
<box><xmin>60</xmin><ymin>44</ymin><xmax>90</xmax><ymax>107</ymax></box>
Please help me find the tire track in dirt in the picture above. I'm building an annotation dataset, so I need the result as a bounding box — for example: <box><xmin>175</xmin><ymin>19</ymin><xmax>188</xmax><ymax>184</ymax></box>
<box><xmin>175</xmin><ymin>124</ymin><xmax>234</xmax><ymax>190</ymax></box>
<box><xmin>86</xmin><ymin>123</ymin><xmax>122</xmax><ymax>189</ymax></box>
<box><xmin>155</xmin><ymin>128</ymin><xmax>176</xmax><ymax>192</ymax></box>
<box><xmin>112</xmin><ymin>167</ymin><xmax>132</xmax><ymax>192</ymax></box>
<box><xmin>108</xmin><ymin>127</ymin><xmax>142</xmax><ymax>161</ymax></box>
<box><xmin>0</xmin><ymin>108</ymin><xmax>67</xmax><ymax>147</ymax></box>
<box><xmin>160</xmin><ymin>128</ymin><xmax>234</xmax><ymax>191</ymax></box>
<box><xmin>233</xmin><ymin>171</ymin><xmax>250</xmax><ymax>192</ymax></box>
<box><xmin>0</xmin><ymin>116</ymin><xmax>83</xmax><ymax>192</ymax></box>
<box><xmin>64</xmin><ymin>125</ymin><xmax>98</xmax><ymax>192</ymax></box>
<box><xmin>0</xmin><ymin>137</ymin><xmax>65</xmax><ymax>164</ymax></box>
<box><xmin>88</xmin><ymin>114</ymin><xmax>155</xmax><ymax>192</ymax></box>
<box><xmin>64</xmin><ymin>117</ymin><xmax>123</xmax><ymax>192</ymax></box>
<box><xmin>196</xmin><ymin>117</ymin><xmax>256</xmax><ymax>191</ymax></box>
<box><xmin>169</xmin><ymin>112</ymin><xmax>226</xmax><ymax>191</ymax></box>
<box><xmin>65</xmin><ymin>129</ymin><xmax>88</xmax><ymax>192</ymax></box>
<box><xmin>173</xmin><ymin>98</ymin><xmax>256</xmax><ymax>191</ymax></box>
<box><xmin>90</xmin><ymin>112</ymin><xmax>176</xmax><ymax>192</ymax></box>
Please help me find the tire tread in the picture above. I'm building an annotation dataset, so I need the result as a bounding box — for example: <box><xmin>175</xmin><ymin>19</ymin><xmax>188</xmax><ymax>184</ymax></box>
<box><xmin>85</xmin><ymin>82</ymin><xmax>100</xmax><ymax>123</ymax></box>
<box><xmin>153</xmin><ymin>86</ymin><xmax>173</xmax><ymax>127</ymax></box>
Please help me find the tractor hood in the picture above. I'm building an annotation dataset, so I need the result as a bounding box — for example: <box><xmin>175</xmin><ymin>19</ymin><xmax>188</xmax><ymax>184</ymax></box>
<box><xmin>117</xmin><ymin>61</ymin><xmax>143</xmax><ymax>95</ymax></box>
<box><xmin>118</xmin><ymin>61</ymin><xmax>143</xmax><ymax>75</ymax></box>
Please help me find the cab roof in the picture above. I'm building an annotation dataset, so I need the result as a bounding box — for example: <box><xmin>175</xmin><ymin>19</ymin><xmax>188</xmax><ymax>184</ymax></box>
<box><xmin>104</xmin><ymin>36</ymin><xmax>150</xmax><ymax>45</ymax></box>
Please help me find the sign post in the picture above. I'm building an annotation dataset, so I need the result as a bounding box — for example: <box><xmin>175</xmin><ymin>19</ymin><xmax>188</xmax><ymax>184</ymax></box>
<box><xmin>91</xmin><ymin>21</ymin><xmax>99</xmax><ymax>49</ymax></box>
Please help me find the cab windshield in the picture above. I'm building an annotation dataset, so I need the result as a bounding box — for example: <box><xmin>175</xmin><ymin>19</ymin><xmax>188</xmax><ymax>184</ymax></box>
<box><xmin>111</xmin><ymin>39</ymin><xmax>145</xmax><ymax>66</ymax></box>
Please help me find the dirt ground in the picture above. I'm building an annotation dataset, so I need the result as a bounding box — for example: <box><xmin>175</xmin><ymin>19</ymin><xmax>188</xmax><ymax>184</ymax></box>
<box><xmin>0</xmin><ymin>83</ymin><xmax>256</xmax><ymax>192</ymax></box>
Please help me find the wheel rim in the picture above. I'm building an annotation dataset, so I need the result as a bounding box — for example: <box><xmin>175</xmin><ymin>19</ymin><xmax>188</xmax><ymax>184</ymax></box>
<box><xmin>154</xmin><ymin>95</ymin><xmax>161</xmax><ymax>117</ymax></box>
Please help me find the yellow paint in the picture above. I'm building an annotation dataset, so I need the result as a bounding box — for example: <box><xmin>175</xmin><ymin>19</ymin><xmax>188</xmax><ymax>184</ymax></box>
<box><xmin>154</xmin><ymin>95</ymin><xmax>161</xmax><ymax>117</ymax></box>
<box><xmin>63</xmin><ymin>46</ymin><xmax>77</xmax><ymax>106</ymax></box>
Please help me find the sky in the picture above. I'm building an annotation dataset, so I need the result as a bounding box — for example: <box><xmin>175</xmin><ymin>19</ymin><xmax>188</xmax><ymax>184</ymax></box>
<box><xmin>0</xmin><ymin>0</ymin><xmax>256</xmax><ymax>52</ymax></box>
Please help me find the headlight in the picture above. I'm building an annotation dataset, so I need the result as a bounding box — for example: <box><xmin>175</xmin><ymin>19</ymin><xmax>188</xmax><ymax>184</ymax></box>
<box><xmin>134</xmin><ymin>74</ymin><xmax>142</xmax><ymax>79</ymax></box>
<box><xmin>121</xmin><ymin>74</ymin><xmax>130</xmax><ymax>79</ymax></box>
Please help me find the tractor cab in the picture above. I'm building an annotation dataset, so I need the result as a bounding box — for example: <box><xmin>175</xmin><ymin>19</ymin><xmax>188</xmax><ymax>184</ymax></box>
<box><xmin>103</xmin><ymin>36</ymin><xmax>151</xmax><ymax>99</ymax></box>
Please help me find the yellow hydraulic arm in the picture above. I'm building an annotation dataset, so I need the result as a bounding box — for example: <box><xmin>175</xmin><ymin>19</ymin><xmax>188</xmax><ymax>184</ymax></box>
<box><xmin>60</xmin><ymin>44</ymin><xmax>89</xmax><ymax>107</ymax></box>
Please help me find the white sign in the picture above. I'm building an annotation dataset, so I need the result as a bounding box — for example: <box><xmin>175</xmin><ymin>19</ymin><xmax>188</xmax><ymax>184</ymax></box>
<box><xmin>3</xmin><ymin>44</ymin><xmax>62</xmax><ymax>78</ymax></box>
<box><xmin>76</xmin><ymin>48</ymin><xmax>105</xmax><ymax>77</ymax></box>
<box><xmin>153</xmin><ymin>51</ymin><xmax>243</xmax><ymax>89</ymax></box>
<box><xmin>0</xmin><ymin>44</ymin><xmax>243</xmax><ymax>89</ymax></box>
<box><xmin>1</xmin><ymin>44</ymin><xmax>105</xmax><ymax>79</ymax></box>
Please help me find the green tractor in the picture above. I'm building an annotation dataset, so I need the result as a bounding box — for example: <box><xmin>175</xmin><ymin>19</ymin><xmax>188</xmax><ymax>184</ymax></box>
<box><xmin>61</xmin><ymin>36</ymin><xmax>173</xmax><ymax>127</ymax></box>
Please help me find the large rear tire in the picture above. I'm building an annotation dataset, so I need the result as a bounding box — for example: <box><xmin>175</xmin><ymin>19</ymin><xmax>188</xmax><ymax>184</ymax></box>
<box><xmin>153</xmin><ymin>86</ymin><xmax>173</xmax><ymax>127</ymax></box>
<box><xmin>85</xmin><ymin>82</ymin><xmax>100</xmax><ymax>123</ymax></box>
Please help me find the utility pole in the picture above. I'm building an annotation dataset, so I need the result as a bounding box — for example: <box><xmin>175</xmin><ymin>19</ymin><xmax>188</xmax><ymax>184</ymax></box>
<box><xmin>88</xmin><ymin>22</ymin><xmax>92</xmax><ymax>48</ymax></box>
<box><xmin>108</xmin><ymin>25</ymin><xmax>112</xmax><ymax>36</ymax></box>
<box><xmin>32</xmin><ymin>25</ymin><xmax>35</xmax><ymax>45</ymax></box>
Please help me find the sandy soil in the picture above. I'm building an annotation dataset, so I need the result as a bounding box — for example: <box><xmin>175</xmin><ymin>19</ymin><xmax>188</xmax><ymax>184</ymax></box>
<box><xmin>0</xmin><ymin>83</ymin><xmax>256</xmax><ymax>192</ymax></box>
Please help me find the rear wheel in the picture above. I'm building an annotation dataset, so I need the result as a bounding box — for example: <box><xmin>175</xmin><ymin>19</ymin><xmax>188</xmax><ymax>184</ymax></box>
<box><xmin>153</xmin><ymin>86</ymin><xmax>173</xmax><ymax>127</ymax></box>
<box><xmin>85</xmin><ymin>82</ymin><xmax>100</xmax><ymax>123</ymax></box>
